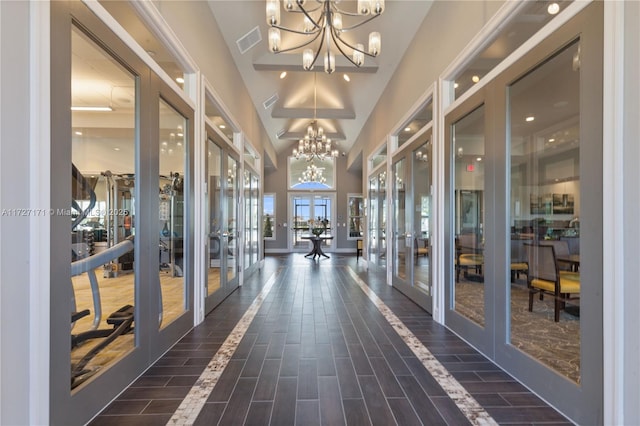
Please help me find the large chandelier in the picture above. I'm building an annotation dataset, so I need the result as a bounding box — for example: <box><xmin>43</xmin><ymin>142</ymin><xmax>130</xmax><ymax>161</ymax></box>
<box><xmin>266</xmin><ymin>0</ymin><xmax>384</xmax><ymax>74</ymax></box>
<box><xmin>299</xmin><ymin>162</ymin><xmax>326</xmax><ymax>184</ymax></box>
<box><xmin>293</xmin><ymin>74</ymin><xmax>339</xmax><ymax>161</ymax></box>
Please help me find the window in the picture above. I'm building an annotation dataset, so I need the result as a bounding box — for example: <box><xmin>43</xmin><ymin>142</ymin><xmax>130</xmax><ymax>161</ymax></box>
<box><xmin>263</xmin><ymin>193</ymin><xmax>275</xmax><ymax>240</ymax></box>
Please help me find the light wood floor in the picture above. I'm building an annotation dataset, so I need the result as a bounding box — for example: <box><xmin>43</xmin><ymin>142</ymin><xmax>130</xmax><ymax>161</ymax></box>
<box><xmin>71</xmin><ymin>266</ymin><xmax>223</xmax><ymax>389</ymax></box>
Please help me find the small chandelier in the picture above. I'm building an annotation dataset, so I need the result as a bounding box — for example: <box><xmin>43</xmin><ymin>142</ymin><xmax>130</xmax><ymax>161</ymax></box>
<box><xmin>293</xmin><ymin>74</ymin><xmax>339</xmax><ymax>161</ymax></box>
<box><xmin>267</xmin><ymin>0</ymin><xmax>384</xmax><ymax>74</ymax></box>
<box><xmin>299</xmin><ymin>162</ymin><xmax>326</xmax><ymax>184</ymax></box>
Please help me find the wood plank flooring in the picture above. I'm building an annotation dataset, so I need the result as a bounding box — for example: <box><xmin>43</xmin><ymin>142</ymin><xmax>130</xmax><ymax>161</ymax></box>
<box><xmin>89</xmin><ymin>255</ymin><xmax>571</xmax><ymax>426</ymax></box>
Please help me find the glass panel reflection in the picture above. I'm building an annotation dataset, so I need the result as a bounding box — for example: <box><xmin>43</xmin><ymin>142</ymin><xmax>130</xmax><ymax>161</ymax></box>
<box><xmin>206</xmin><ymin>139</ymin><xmax>222</xmax><ymax>297</ymax></box>
<box><xmin>413</xmin><ymin>140</ymin><xmax>432</xmax><ymax>296</ymax></box>
<box><xmin>158</xmin><ymin>99</ymin><xmax>187</xmax><ymax>329</ymax></box>
<box><xmin>226</xmin><ymin>156</ymin><xmax>239</xmax><ymax>282</ymax></box>
<box><xmin>452</xmin><ymin>105</ymin><xmax>486</xmax><ymax>326</ymax></box>
<box><xmin>509</xmin><ymin>40</ymin><xmax>581</xmax><ymax>383</ymax></box>
<box><xmin>392</xmin><ymin>159</ymin><xmax>407</xmax><ymax>281</ymax></box>
<box><xmin>70</xmin><ymin>26</ymin><xmax>136</xmax><ymax>389</ymax></box>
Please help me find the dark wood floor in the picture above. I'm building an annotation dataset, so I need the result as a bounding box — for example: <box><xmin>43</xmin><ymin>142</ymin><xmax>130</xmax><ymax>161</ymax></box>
<box><xmin>90</xmin><ymin>254</ymin><xmax>570</xmax><ymax>425</ymax></box>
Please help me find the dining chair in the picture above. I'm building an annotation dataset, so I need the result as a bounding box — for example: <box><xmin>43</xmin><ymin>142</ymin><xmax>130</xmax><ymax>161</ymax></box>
<box><xmin>524</xmin><ymin>243</ymin><xmax>580</xmax><ymax>322</ymax></box>
<box><xmin>414</xmin><ymin>238</ymin><xmax>428</xmax><ymax>257</ymax></box>
<box><xmin>540</xmin><ymin>240</ymin><xmax>571</xmax><ymax>271</ymax></box>
<box><xmin>510</xmin><ymin>239</ymin><xmax>529</xmax><ymax>282</ymax></box>
<box><xmin>455</xmin><ymin>234</ymin><xmax>484</xmax><ymax>282</ymax></box>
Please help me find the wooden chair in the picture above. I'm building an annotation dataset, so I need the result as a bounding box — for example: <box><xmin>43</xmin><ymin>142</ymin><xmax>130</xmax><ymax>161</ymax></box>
<box><xmin>524</xmin><ymin>243</ymin><xmax>580</xmax><ymax>322</ymax></box>
<box><xmin>356</xmin><ymin>239</ymin><xmax>363</xmax><ymax>260</ymax></box>
<box><xmin>414</xmin><ymin>237</ymin><xmax>428</xmax><ymax>259</ymax></box>
<box><xmin>455</xmin><ymin>234</ymin><xmax>483</xmax><ymax>282</ymax></box>
<box><xmin>510</xmin><ymin>239</ymin><xmax>529</xmax><ymax>282</ymax></box>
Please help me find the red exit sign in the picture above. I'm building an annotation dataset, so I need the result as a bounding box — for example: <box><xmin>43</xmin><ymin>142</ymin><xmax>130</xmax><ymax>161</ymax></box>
<box><xmin>466</xmin><ymin>164</ymin><xmax>475</xmax><ymax>172</ymax></box>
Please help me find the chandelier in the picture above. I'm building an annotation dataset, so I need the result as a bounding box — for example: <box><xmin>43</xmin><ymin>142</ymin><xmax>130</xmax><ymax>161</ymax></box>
<box><xmin>266</xmin><ymin>0</ymin><xmax>384</xmax><ymax>74</ymax></box>
<box><xmin>299</xmin><ymin>162</ymin><xmax>326</xmax><ymax>184</ymax></box>
<box><xmin>292</xmin><ymin>73</ymin><xmax>339</xmax><ymax>161</ymax></box>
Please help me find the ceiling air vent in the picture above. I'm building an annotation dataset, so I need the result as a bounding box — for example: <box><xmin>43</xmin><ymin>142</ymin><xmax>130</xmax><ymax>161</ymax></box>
<box><xmin>236</xmin><ymin>26</ymin><xmax>262</xmax><ymax>55</ymax></box>
<box><xmin>263</xmin><ymin>93</ymin><xmax>279</xmax><ymax>110</ymax></box>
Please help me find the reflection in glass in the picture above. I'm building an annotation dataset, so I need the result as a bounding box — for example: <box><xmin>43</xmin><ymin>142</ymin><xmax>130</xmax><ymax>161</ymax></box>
<box><xmin>226</xmin><ymin>156</ymin><xmax>239</xmax><ymax>282</ymax></box>
<box><xmin>158</xmin><ymin>99</ymin><xmax>187</xmax><ymax>329</ymax></box>
<box><xmin>452</xmin><ymin>105</ymin><xmax>485</xmax><ymax>326</ymax></box>
<box><xmin>70</xmin><ymin>26</ymin><xmax>136</xmax><ymax>389</ymax></box>
<box><xmin>413</xmin><ymin>140</ymin><xmax>432</xmax><ymax>296</ymax></box>
<box><xmin>251</xmin><ymin>174</ymin><xmax>260</xmax><ymax>265</ymax></box>
<box><xmin>244</xmin><ymin>170</ymin><xmax>251</xmax><ymax>269</ymax></box>
<box><xmin>206</xmin><ymin>140</ymin><xmax>222</xmax><ymax>297</ymax></box>
<box><xmin>392</xmin><ymin>159</ymin><xmax>407</xmax><ymax>280</ymax></box>
<box><xmin>508</xmin><ymin>40</ymin><xmax>581</xmax><ymax>383</ymax></box>
<box><xmin>348</xmin><ymin>195</ymin><xmax>364</xmax><ymax>238</ymax></box>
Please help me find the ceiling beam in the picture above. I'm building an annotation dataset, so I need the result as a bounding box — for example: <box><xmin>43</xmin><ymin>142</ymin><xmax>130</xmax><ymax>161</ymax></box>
<box><xmin>271</xmin><ymin>107</ymin><xmax>355</xmax><ymax>119</ymax></box>
<box><xmin>252</xmin><ymin>53</ymin><xmax>378</xmax><ymax>73</ymax></box>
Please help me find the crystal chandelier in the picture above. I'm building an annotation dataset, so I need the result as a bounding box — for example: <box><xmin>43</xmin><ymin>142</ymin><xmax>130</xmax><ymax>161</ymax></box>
<box><xmin>267</xmin><ymin>0</ymin><xmax>384</xmax><ymax>74</ymax></box>
<box><xmin>299</xmin><ymin>162</ymin><xmax>326</xmax><ymax>184</ymax></box>
<box><xmin>293</xmin><ymin>74</ymin><xmax>339</xmax><ymax>161</ymax></box>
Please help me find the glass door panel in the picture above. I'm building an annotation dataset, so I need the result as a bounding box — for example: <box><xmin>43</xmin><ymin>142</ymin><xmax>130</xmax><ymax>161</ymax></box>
<box><xmin>508</xmin><ymin>40</ymin><xmax>581</xmax><ymax>383</ymax></box>
<box><xmin>289</xmin><ymin>194</ymin><xmax>334</xmax><ymax>252</ymax></box>
<box><xmin>452</xmin><ymin>105</ymin><xmax>486</xmax><ymax>327</ymax></box>
<box><xmin>158</xmin><ymin>99</ymin><xmax>187</xmax><ymax>329</ymax></box>
<box><xmin>251</xmin><ymin>174</ymin><xmax>260</xmax><ymax>265</ymax></box>
<box><xmin>206</xmin><ymin>139</ymin><xmax>222</xmax><ymax>298</ymax></box>
<box><xmin>70</xmin><ymin>25</ymin><xmax>137</xmax><ymax>390</ymax></box>
<box><xmin>368</xmin><ymin>171</ymin><xmax>387</xmax><ymax>267</ymax></box>
<box><xmin>226</xmin><ymin>156</ymin><xmax>239</xmax><ymax>283</ymax></box>
<box><xmin>244</xmin><ymin>170</ymin><xmax>251</xmax><ymax>269</ymax></box>
<box><xmin>392</xmin><ymin>159</ymin><xmax>408</xmax><ymax>281</ymax></box>
<box><xmin>412</xmin><ymin>140</ymin><xmax>433</xmax><ymax>300</ymax></box>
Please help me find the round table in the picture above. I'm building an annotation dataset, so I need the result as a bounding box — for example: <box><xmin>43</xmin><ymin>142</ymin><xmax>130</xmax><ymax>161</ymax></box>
<box><xmin>302</xmin><ymin>235</ymin><xmax>334</xmax><ymax>259</ymax></box>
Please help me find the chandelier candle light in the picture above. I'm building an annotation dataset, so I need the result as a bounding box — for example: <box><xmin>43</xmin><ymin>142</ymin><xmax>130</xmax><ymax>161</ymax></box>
<box><xmin>267</xmin><ymin>0</ymin><xmax>384</xmax><ymax>74</ymax></box>
<box><xmin>293</xmin><ymin>73</ymin><xmax>339</xmax><ymax>162</ymax></box>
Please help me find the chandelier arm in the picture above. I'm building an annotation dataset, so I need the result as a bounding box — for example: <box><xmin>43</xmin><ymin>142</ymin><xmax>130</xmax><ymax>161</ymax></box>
<box><xmin>308</xmin><ymin>27</ymin><xmax>326</xmax><ymax>68</ymax></box>
<box><xmin>296</xmin><ymin>1</ymin><xmax>326</xmax><ymax>32</ymax></box>
<box><xmin>270</xmin><ymin>23</ymin><xmax>321</xmax><ymax>36</ymax></box>
<box><xmin>330</xmin><ymin>29</ymin><xmax>362</xmax><ymax>67</ymax></box>
<box><xmin>270</xmin><ymin>29</ymin><xmax>323</xmax><ymax>54</ymax></box>
<box><xmin>285</xmin><ymin>3</ymin><xmax>322</xmax><ymax>14</ymax></box>
<box><xmin>339</xmin><ymin>13</ymin><xmax>382</xmax><ymax>32</ymax></box>
<box><xmin>332</xmin><ymin>29</ymin><xmax>379</xmax><ymax>59</ymax></box>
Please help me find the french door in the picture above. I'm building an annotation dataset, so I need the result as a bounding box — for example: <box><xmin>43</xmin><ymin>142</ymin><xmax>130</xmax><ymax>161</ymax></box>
<box><xmin>204</xmin><ymin>125</ymin><xmax>240</xmax><ymax>314</ymax></box>
<box><xmin>289</xmin><ymin>193</ymin><xmax>335</xmax><ymax>252</ymax></box>
<box><xmin>391</xmin><ymin>133</ymin><xmax>433</xmax><ymax>312</ymax></box>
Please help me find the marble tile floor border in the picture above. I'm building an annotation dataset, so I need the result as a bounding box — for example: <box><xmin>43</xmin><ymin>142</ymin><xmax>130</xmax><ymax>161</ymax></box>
<box><xmin>166</xmin><ymin>264</ymin><xmax>497</xmax><ymax>426</ymax></box>
<box><xmin>167</xmin><ymin>270</ymin><xmax>280</xmax><ymax>425</ymax></box>
<box><xmin>345</xmin><ymin>267</ymin><xmax>497</xmax><ymax>426</ymax></box>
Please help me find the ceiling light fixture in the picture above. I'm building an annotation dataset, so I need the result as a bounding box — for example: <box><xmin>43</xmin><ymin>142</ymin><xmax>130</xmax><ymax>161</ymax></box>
<box><xmin>298</xmin><ymin>162</ymin><xmax>327</xmax><ymax>184</ymax></box>
<box><xmin>71</xmin><ymin>106</ymin><xmax>113</xmax><ymax>112</ymax></box>
<box><xmin>343</xmin><ymin>74</ymin><xmax>350</xmax><ymax>82</ymax></box>
<box><xmin>525</xmin><ymin>115</ymin><xmax>535</xmax><ymax>122</ymax></box>
<box><xmin>280</xmin><ymin>71</ymin><xmax>287</xmax><ymax>79</ymax></box>
<box><xmin>267</xmin><ymin>0</ymin><xmax>384</xmax><ymax>74</ymax></box>
<box><xmin>547</xmin><ymin>2</ymin><xmax>560</xmax><ymax>15</ymax></box>
<box><xmin>292</xmin><ymin>74</ymin><xmax>339</xmax><ymax>161</ymax></box>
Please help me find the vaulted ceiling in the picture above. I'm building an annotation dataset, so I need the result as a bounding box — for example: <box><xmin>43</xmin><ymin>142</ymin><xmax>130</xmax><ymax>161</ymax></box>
<box><xmin>206</xmin><ymin>1</ymin><xmax>434</xmax><ymax>170</ymax></box>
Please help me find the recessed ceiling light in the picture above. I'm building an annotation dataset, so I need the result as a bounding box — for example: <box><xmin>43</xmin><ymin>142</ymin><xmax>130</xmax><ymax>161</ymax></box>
<box><xmin>177</xmin><ymin>125</ymin><xmax>183</xmax><ymax>130</ymax></box>
<box><xmin>454</xmin><ymin>82</ymin><xmax>459</xmax><ymax>88</ymax></box>
<box><xmin>343</xmin><ymin>74</ymin><xmax>350</xmax><ymax>82</ymax></box>
<box><xmin>114</xmin><ymin>147</ymin><xmax>120</xmax><ymax>151</ymax></box>
<box><xmin>71</xmin><ymin>106</ymin><xmax>113</xmax><ymax>112</ymax></box>
<box><xmin>472</xmin><ymin>75</ymin><xmax>480</xmax><ymax>83</ymax></box>
<box><xmin>525</xmin><ymin>116</ymin><xmax>535</xmax><ymax>122</ymax></box>
<box><xmin>404</xmin><ymin>127</ymin><xmax>411</xmax><ymax>132</ymax></box>
<box><xmin>177</xmin><ymin>132</ymin><xmax>183</xmax><ymax>137</ymax></box>
<box><xmin>177</xmin><ymin>142</ymin><xmax>182</xmax><ymax>146</ymax></box>
<box><xmin>547</xmin><ymin>2</ymin><xmax>560</xmax><ymax>15</ymax></box>
<box><xmin>548</xmin><ymin>138</ymin><xmax>555</xmax><ymax>142</ymax></box>
<box><xmin>279</xmin><ymin>71</ymin><xmax>287</xmax><ymax>79</ymax></box>
<box><xmin>75</xmin><ymin>131</ymin><xmax>83</xmax><ymax>136</ymax></box>
<box><xmin>162</xmin><ymin>141</ymin><xmax>168</xmax><ymax>146</ymax></box>
<box><xmin>176</xmin><ymin>77</ymin><xmax>185</xmax><ymax>84</ymax></box>
<box><xmin>476</xmin><ymin>157</ymin><xmax>482</xmax><ymax>161</ymax></box>
<box><xmin>219</xmin><ymin>124</ymin><xmax>226</xmax><ymax>129</ymax></box>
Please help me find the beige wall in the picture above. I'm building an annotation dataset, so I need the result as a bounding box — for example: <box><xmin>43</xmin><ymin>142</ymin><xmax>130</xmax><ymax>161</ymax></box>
<box><xmin>353</xmin><ymin>1</ymin><xmax>505</xmax><ymax>179</ymax></box>
<box><xmin>155</xmin><ymin>1</ymin><xmax>274</xmax><ymax>165</ymax></box>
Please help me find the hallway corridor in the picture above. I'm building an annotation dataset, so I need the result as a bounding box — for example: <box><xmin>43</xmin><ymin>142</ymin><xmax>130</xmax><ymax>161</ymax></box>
<box><xmin>90</xmin><ymin>255</ymin><xmax>570</xmax><ymax>426</ymax></box>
